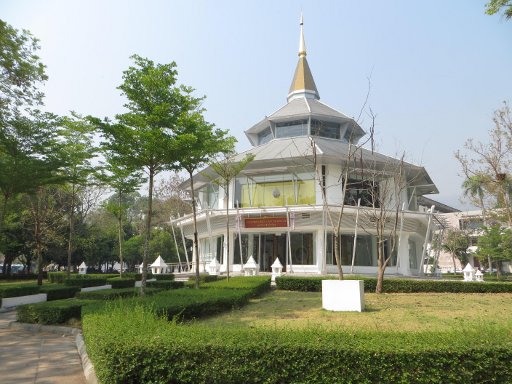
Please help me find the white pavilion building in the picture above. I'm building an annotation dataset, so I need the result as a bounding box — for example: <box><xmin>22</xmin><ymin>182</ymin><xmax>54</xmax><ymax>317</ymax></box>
<box><xmin>173</xmin><ymin>18</ymin><xmax>441</xmax><ymax>277</ymax></box>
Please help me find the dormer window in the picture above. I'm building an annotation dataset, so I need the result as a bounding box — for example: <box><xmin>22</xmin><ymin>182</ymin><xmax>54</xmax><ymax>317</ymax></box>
<box><xmin>275</xmin><ymin>119</ymin><xmax>308</xmax><ymax>138</ymax></box>
<box><xmin>311</xmin><ymin>119</ymin><xmax>340</xmax><ymax>139</ymax></box>
<box><xmin>258</xmin><ymin>127</ymin><xmax>273</xmax><ymax>145</ymax></box>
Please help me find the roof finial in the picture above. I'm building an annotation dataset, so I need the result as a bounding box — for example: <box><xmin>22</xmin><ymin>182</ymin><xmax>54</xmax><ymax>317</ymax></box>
<box><xmin>299</xmin><ymin>13</ymin><xmax>306</xmax><ymax>57</ymax></box>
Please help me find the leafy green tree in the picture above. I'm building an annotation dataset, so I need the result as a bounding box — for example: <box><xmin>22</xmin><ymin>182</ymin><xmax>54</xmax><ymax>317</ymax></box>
<box><xmin>175</xmin><ymin>110</ymin><xmax>235</xmax><ymax>288</ymax></box>
<box><xmin>95</xmin><ymin>55</ymin><xmax>200</xmax><ymax>294</ymax></box>
<box><xmin>0</xmin><ymin>19</ymin><xmax>47</xmax><ymax>117</ymax></box>
<box><xmin>59</xmin><ymin>113</ymin><xmax>98</xmax><ymax>277</ymax></box>
<box><xmin>477</xmin><ymin>224</ymin><xmax>511</xmax><ymax>278</ymax></box>
<box><xmin>205</xmin><ymin>153</ymin><xmax>254</xmax><ymax>279</ymax></box>
<box><xmin>123</xmin><ymin>235</ymin><xmax>143</xmax><ymax>271</ymax></box>
<box><xmin>0</xmin><ymin>111</ymin><xmax>63</xmax><ymax>234</ymax></box>
<box><xmin>100</xmin><ymin>158</ymin><xmax>143</xmax><ymax>276</ymax></box>
<box><xmin>149</xmin><ymin>228</ymin><xmax>178</xmax><ymax>263</ymax></box>
<box><xmin>486</xmin><ymin>0</ymin><xmax>512</xmax><ymax>19</ymax></box>
<box><xmin>22</xmin><ymin>186</ymin><xmax>67</xmax><ymax>284</ymax></box>
<box><xmin>441</xmin><ymin>229</ymin><xmax>471</xmax><ymax>274</ymax></box>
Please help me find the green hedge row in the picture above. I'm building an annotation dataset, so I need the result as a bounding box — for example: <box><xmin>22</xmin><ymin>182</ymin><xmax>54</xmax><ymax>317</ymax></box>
<box><xmin>153</xmin><ymin>274</ymin><xmax>175</xmax><ymax>281</ymax></box>
<box><xmin>107</xmin><ymin>277</ymin><xmax>135</xmax><ymax>289</ymax></box>
<box><xmin>64</xmin><ymin>278</ymin><xmax>107</xmax><ymax>288</ymax></box>
<box><xmin>17</xmin><ymin>299</ymin><xmax>87</xmax><ymax>324</ymax></box>
<box><xmin>0</xmin><ymin>272</ymin><xmax>47</xmax><ymax>280</ymax></box>
<box><xmin>275</xmin><ymin>276</ymin><xmax>512</xmax><ymax>293</ymax></box>
<box><xmin>39</xmin><ymin>285</ymin><xmax>80</xmax><ymax>301</ymax></box>
<box><xmin>76</xmin><ymin>287</ymin><xmax>161</xmax><ymax>300</ymax></box>
<box><xmin>16</xmin><ymin>276</ymin><xmax>271</xmax><ymax>325</ymax></box>
<box><xmin>0</xmin><ymin>284</ymin><xmax>40</xmax><ymax>299</ymax></box>
<box><xmin>146</xmin><ymin>280</ymin><xmax>184</xmax><ymax>289</ymax></box>
<box><xmin>83</xmin><ymin>304</ymin><xmax>512</xmax><ymax>384</ymax></box>
<box><xmin>188</xmin><ymin>274</ymin><xmax>224</xmax><ymax>284</ymax></box>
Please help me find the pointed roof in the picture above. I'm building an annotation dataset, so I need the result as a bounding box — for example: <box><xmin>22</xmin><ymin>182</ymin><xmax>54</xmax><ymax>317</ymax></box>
<box><xmin>288</xmin><ymin>15</ymin><xmax>319</xmax><ymax>102</ymax></box>
<box><xmin>151</xmin><ymin>255</ymin><xmax>167</xmax><ymax>267</ymax></box>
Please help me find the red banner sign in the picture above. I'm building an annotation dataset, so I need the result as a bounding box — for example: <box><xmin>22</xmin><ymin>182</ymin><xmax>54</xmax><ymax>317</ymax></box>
<box><xmin>244</xmin><ymin>216</ymin><xmax>288</xmax><ymax>228</ymax></box>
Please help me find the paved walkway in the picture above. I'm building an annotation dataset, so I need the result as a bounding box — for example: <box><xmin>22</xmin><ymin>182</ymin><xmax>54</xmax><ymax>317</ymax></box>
<box><xmin>0</xmin><ymin>310</ymin><xmax>87</xmax><ymax>384</ymax></box>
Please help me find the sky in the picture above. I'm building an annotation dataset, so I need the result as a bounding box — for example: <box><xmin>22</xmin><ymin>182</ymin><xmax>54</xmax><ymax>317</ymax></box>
<box><xmin>1</xmin><ymin>0</ymin><xmax>511</xmax><ymax>210</ymax></box>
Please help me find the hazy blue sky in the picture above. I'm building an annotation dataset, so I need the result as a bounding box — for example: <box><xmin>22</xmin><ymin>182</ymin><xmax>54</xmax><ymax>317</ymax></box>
<box><xmin>2</xmin><ymin>0</ymin><xmax>511</xmax><ymax>209</ymax></box>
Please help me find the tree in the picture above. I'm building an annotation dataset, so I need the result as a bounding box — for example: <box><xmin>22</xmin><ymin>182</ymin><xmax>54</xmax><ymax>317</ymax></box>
<box><xmin>441</xmin><ymin>229</ymin><xmax>471</xmax><ymax>274</ymax></box>
<box><xmin>477</xmin><ymin>224</ymin><xmax>511</xmax><ymax>278</ymax></box>
<box><xmin>22</xmin><ymin>186</ymin><xmax>66</xmax><ymax>285</ymax></box>
<box><xmin>456</xmin><ymin>102</ymin><xmax>512</xmax><ymax>226</ymax></box>
<box><xmin>0</xmin><ymin>19</ymin><xmax>47</xmax><ymax>118</ymax></box>
<box><xmin>174</xmin><ymin>110</ymin><xmax>235</xmax><ymax>288</ymax></box>
<box><xmin>95</xmin><ymin>55</ymin><xmax>200</xmax><ymax>294</ymax></box>
<box><xmin>462</xmin><ymin>174</ymin><xmax>494</xmax><ymax>269</ymax></box>
<box><xmin>359</xmin><ymin>152</ymin><xmax>408</xmax><ymax>294</ymax></box>
<box><xmin>205</xmin><ymin>153</ymin><xmax>254</xmax><ymax>279</ymax></box>
<box><xmin>59</xmin><ymin>113</ymin><xmax>98</xmax><ymax>278</ymax></box>
<box><xmin>100</xmin><ymin>158</ymin><xmax>143</xmax><ymax>277</ymax></box>
<box><xmin>486</xmin><ymin>0</ymin><xmax>512</xmax><ymax>19</ymax></box>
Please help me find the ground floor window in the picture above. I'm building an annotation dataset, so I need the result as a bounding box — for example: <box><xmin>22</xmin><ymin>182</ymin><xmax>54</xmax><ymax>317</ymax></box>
<box><xmin>409</xmin><ymin>239</ymin><xmax>418</xmax><ymax>270</ymax></box>
<box><xmin>234</xmin><ymin>232</ymin><xmax>315</xmax><ymax>270</ymax></box>
<box><xmin>201</xmin><ymin>235</ymin><xmax>224</xmax><ymax>264</ymax></box>
<box><xmin>326</xmin><ymin>233</ymin><xmax>396</xmax><ymax>267</ymax></box>
<box><xmin>234</xmin><ymin>233</ymin><xmax>260</xmax><ymax>265</ymax></box>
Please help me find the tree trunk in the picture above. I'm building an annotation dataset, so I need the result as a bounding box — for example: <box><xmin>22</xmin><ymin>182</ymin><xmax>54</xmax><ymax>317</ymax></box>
<box><xmin>118</xmin><ymin>193</ymin><xmax>124</xmax><ymax>278</ymax></box>
<box><xmin>66</xmin><ymin>185</ymin><xmax>76</xmax><ymax>278</ymax></box>
<box><xmin>496</xmin><ymin>260</ymin><xmax>502</xmax><ymax>279</ymax></box>
<box><xmin>189</xmin><ymin>171</ymin><xmax>200</xmax><ymax>289</ymax></box>
<box><xmin>333</xmin><ymin>232</ymin><xmax>344</xmax><ymax>280</ymax></box>
<box><xmin>452</xmin><ymin>254</ymin><xmax>458</xmax><ymax>275</ymax></box>
<box><xmin>226</xmin><ymin>187</ymin><xmax>230</xmax><ymax>280</ymax></box>
<box><xmin>140</xmin><ymin>169</ymin><xmax>154</xmax><ymax>296</ymax></box>
<box><xmin>376</xmin><ymin>243</ymin><xmax>384</xmax><ymax>293</ymax></box>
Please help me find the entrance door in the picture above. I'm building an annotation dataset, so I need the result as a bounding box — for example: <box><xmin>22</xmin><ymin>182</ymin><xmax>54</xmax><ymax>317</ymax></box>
<box><xmin>260</xmin><ymin>234</ymin><xmax>286</xmax><ymax>272</ymax></box>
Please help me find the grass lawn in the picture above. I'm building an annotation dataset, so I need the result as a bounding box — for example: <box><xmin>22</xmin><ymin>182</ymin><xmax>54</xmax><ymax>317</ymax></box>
<box><xmin>199</xmin><ymin>290</ymin><xmax>512</xmax><ymax>333</ymax></box>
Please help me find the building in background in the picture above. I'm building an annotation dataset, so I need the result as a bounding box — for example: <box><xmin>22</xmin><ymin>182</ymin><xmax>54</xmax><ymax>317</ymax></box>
<box><xmin>173</xmin><ymin>18</ymin><xmax>442</xmax><ymax>276</ymax></box>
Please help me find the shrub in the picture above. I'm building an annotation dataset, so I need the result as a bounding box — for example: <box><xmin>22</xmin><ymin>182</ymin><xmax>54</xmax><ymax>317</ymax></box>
<box><xmin>0</xmin><ymin>284</ymin><xmax>40</xmax><ymax>299</ymax></box>
<box><xmin>64</xmin><ymin>278</ymin><xmax>107</xmax><ymax>288</ymax></box>
<box><xmin>107</xmin><ymin>278</ymin><xmax>136</xmax><ymax>289</ymax></box>
<box><xmin>275</xmin><ymin>276</ymin><xmax>512</xmax><ymax>293</ymax></box>
<box><xmin>153</xmin><ymin>274</ymin><xmax>175</xmax><ymax>281</ymax></box>
<box><xmin>203</xmin><ymin>276</ymin><xmax>271</xmax><ymax>296</ymax></box>
<box><xmin>188</xmin><ymin>274</ymin><xmax>223</xmax><ymax>284</ymax></box>
<box><xmin>40</xmin><ymin>285</ymin><xmax>80</xmax><ymax>301</ymax></box>
<box><xmin>83</xmin><ymin>305</ymin><xmax>512</xmax><ymax>384</ymax></box>
<box><xmin>77</xmin><ymin>287</ymin><xmax>161</xmax><ymax>300</ymax></box>
<box><xmin>17</xmin><ymin>299</ymin><xmax>86</xmax><ymax>324</ymax></box>
<box><xmin>48</xmin><ymin>272</ymin><xmax>67</xmax><ymax>283</ymax></box>
<box><xmin>0</xmin><ymin>272</ymin><xmax>46</xmax><ymax>281</ymax></box>
<box><xmin>146</xmin><ymin>280</ymin><xmax>184</xmax><ymax>290</ymax></box>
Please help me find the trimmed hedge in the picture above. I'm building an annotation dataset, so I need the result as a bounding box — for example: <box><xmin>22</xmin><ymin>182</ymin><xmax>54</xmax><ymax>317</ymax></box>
<box><xmin>39</xmin><ymin>285</ymin><xmax>80</xmax><ymax>301</ymax></box>
<box><xmin>107</xmin><ymin>277</ymin><xmax>136</xmax><ymax>289</ymax></box>
<box><xmin>48</xmin><ymin>272</ymin><xmax>66</xmax><ymax>283</ymax></box>
<box><xmin>275</xmin><ymin>276</ymin><xmax>512</xmax><ymax>293</ymax></box>
<box><xmin>17</xmin><ymin>299</ymin><xmax>86</xmax><ymax>324</ymax></box>
<box><xmin>64</xmin><ymin>278</ymin><xmax>107</xmax><ymax>288</ymax></box>
<box><xmin>153</xmin><ymin>274</ymin><xmax>175</xmax><ymax>281</ymax></box>
<box><xmin>0</xmin><ymin>272</ymin><xmax>46</xmax><ymax>280</ymax></box>
<box><xmin>188</xmin><ymin>274</ymin><xmax>224</xmax><ymax>284</ymax></box>
<box><xmin>76</xmin><ymin>287</ymin><xmax>161</xmax><ymax>300</ymax></box>
<box><xmin>83</xmin><ymin>304</ymin><xmax>512</xmax><ymax>384</ymax></box>
<box><xmin>0</xmin><ymin>284</ymin><xmax>40</xmax><ymax>299</ymax></box>
<box><xmin>146</xmin><ymin>280</ymin><xmax>184</xmax><ymax>290</ymax></box>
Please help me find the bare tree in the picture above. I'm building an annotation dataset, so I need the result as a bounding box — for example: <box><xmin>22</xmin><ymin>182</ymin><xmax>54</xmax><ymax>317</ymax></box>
<box><xmin>358</xmin><ymin>152</ymin><xmax>408</xmax><ymax>293</ymax></box>
<box><xmin>456</xmin><ymin>102</ymin><xmax>512</xmax><ymax>226</ymax></box>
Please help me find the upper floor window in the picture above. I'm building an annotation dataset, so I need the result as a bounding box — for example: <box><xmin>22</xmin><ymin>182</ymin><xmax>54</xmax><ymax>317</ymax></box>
<box><xmin>258</xmin><ymin>127</ymin><xmax>273</xmax><ymax>145</ymax></box>
<box><xmin>275</xmin><ymin>120</ymin><xmax>308</xmax><ymax>138</ymax></box>
<box><xmin>311</xmin><ymin>119</ymin><xmax>340</xmax><ymax>139</ymax></box>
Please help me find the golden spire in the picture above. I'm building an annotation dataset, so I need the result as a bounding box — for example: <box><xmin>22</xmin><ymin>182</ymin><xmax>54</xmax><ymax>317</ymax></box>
<box><xmin>288</xmin><ymin>15</ymin><xmax>319</xmax><ymax>102</ymax></box>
